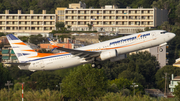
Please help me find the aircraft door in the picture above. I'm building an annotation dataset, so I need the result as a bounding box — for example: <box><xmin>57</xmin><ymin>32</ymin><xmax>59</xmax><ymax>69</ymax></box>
<box><xmin>40</xmin><ymin>60</ymin><xmax>45</xmax><ymax>69</ymax></box>
<box><xmin>151</xmin><ymin>32</ymin><xmax>157</xmax><ymax>40</ymax></box>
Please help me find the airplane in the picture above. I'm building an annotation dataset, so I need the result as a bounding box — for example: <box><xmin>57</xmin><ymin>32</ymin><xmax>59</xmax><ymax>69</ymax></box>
<box><xmin>6</xmin><ymin>30</ymin><xmax>175</xmax><ymax>71</ymax></box>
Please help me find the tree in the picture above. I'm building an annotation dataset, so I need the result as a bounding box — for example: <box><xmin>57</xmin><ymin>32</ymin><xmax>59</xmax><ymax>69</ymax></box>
<box><xmin>175</xmin><ymin>3</ymin><xmax>180</xmax><ymax>17</ymax></box>
<box><xmin>87</xmin><ymin>23</ymin><xmax>93</xmax><ymax>31</ymax></box>
<box><xmin>0</xmin><ymin>32</ymin><xmax>5</xmax><ymax>37</ymax></box>
<box><xmin>108</xmin><ymin>78</ymin><xmax>133</xmax><ymax>91</ymax></box>
<box><xmin>38</xmin><ymin>49</ymin><xmax>51</xmax><ymax>53</ymax></box>
<box><xmin>174</xmin><ymin>82</ymin><xmax>180</xmax><ymax>100</ymax></box>
<box><xmin>155</xmin><ymin>65</ymin><xmax>180</xmax><ymax>91</ymax></box>
<box><xmin>56</xmin><ymin>22</ymin><xmax>65</xmax><ymax>30</ymax></box>
<box><xmin>160</xmin><ymin>21</ymin><xmax>171</xmax><ymax>32</ymax></box>
<box><xmin>101</xmin><ymin>51</ymin><xmax>159</xmax><ymax>88</ymax></box>
<box><xmin>0</xmin><ymin>63</ymin><xmax>12</xmax><ymax>89</ymax></box>
<box><xmin>118</xmin><ymin>70</ymin><xmax>146</xmax><ymax>86</ymax></box>
<box><xmin>108</xmin><ymin>78</ymin><xmax>144</xmax><ymax>95</ymax></box>
<box><xmin>30</xmin><ymin>71</ymin><xmax>62</xmax><ymax>90</ymax></box>
<box><xmin>29</xmin><ymin>34</ymin><xmax>48</xmax><ymax>45</ymax></box>
<box><xmin>18</xmin><ymin>36</ymin><xmax>28</xmax><ymax>42</ymax></box>
<box><xmin>62</xmin><ymin>64</ymin><xmax>107</xmax><ymax>101</ymax></box>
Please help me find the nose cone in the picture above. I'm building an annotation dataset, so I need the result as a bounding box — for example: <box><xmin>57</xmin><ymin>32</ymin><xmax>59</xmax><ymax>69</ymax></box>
<box><xmin>170</xmin><ymin>33</ymin><xmax>176</xmax><ymax>39</ymax></box>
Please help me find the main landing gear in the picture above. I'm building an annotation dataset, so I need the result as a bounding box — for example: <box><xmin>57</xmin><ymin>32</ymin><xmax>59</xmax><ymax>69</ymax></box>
<box><xmin>91</xmin><ymin>63</ymin><xmax>102</xmax><ymax>69</ymax></box>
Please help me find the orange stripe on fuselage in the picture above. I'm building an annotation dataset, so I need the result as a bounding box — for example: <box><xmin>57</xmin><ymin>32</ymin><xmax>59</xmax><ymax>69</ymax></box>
<box><xmin>28</xmin><ymin>52</ymin><xmax>69</xmax><ymax>58</ymax></box>
<box><xmin>13</xmin><ymin>42</ymin><xmax>26</xmax><ymax>45</ymax></box>
<box><xmin>22</xmin><ymin>50</ymin><xmax>36</xmax><ymax>52</ymax></box>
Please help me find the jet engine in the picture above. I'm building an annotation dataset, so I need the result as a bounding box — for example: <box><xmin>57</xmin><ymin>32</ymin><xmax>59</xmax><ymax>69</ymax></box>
<box><xmin>100</xmin><ymin>49</ymin><xmax>117</xmax><ymax>61</ymax></box>
<box><xmin>110</xmin><ymin>54</ymin><xmax>126</xmax><ymax>62</ymax></box>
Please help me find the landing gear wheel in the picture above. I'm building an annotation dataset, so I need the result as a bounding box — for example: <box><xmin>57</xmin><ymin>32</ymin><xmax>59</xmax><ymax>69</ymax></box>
<box><xmin>97</xmin><ymin>64</ymin><xmax>102</xmax><ymax>69</ymax></box>
<box><xmin>91</xmin><ymin>63</ymin><xmax>96</xmax><ymax>68</ymax></box>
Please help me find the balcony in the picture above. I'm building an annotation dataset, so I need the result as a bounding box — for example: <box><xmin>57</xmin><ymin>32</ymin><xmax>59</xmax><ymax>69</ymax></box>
<box><xmin>169</xmin><ymin>84</ymin><xmax>175</xmax><ymax>88</ymax></box>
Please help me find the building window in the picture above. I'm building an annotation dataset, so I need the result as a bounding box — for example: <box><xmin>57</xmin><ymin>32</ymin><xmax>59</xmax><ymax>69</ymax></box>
<box><xmin>58</xmin><ymin>10</ymin><xmax>64</xmax><ymax>15</ymax></box>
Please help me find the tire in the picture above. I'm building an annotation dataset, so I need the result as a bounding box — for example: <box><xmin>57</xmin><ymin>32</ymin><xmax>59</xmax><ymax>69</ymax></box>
<box><xmin>97</xmin><ymin>64</ymin><xmax>102</xmax><ymax>69</ymax></box>
<box><xmin>91</xmin><ymin>63</ymin><xmax>96</xmax><ymax>68</ymax></box>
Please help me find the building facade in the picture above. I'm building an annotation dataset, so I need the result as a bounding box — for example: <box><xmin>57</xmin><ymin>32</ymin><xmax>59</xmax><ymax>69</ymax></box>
<box><xmin>0</xmin><ymin>2</ymin><xmax>168</xmax><ymax>34</ymax></box>
<box><xmin>55</xmin><ymin>2</ymin><xmax>168</xmax><ymax>34</ymax></box>
<box><xmin>169</xmin><ymin>74</ymin><xmax>180</xmax><ymax>93</ymax></box>
<box><xmin>1</xmin><ymin>45</ymin><xmax>18</xmax><ymax>67</ymax></box>
<box><xmin>0</xmin><ymin>10</ymin><xmax>56</xmax><ymax>34</ymax></box>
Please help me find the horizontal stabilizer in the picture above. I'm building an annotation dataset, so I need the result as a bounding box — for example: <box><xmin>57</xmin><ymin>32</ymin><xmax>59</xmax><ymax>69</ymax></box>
<box><xmin>5</xmin><ymin>63</ymin><xmax>31</xmax><ymax>65</ymax></box>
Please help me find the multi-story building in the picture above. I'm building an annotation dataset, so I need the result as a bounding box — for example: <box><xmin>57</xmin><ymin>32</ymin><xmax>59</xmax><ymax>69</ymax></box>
<box><xmin>0</xmin><ymin>2</ymin><xmax>167</xmax><ymax>34</ymax></box>
<box><xmin>1</xmin><ymin>45</ymin><xmax>18</xmax><ymax>67</ymax></box>
<box><xmin>56</xmin><ymin>2</ymin><xmax>168</xmax><ymax>34</ymax></box>
<box><xmin>0</xmin><ymin>10</ymin><xmax>56</xmax><ymax>34</ymax></box>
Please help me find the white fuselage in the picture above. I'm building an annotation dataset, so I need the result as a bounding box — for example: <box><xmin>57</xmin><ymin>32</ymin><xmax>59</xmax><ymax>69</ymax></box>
<box><xmin>19</xmin><ymin>30</ymin><xmax>175</xmax><ymax>71</ymax></box>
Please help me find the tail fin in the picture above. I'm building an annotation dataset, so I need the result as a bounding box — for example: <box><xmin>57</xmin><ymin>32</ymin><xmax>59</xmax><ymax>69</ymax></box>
<box><xmin>6</xmin><ymin>34</ymin><xmax>38</xmax><ymax>63</ymax></box>
<box><xmin>47</xmin><ymin>38</ymin><xmax>60</xmax><ymax>51</ymax></box>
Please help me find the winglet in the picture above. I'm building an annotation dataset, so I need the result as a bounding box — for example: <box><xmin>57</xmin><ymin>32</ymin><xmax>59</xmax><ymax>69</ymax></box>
<box><xmin>47</xmin><ymin>38</ymin><xmax>60</xmax><ymax>52</ymax></box>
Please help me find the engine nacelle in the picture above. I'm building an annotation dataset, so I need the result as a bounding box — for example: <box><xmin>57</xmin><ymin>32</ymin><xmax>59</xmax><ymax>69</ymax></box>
<box><xmin>110</xmin><ymin>54</ymin><xmax>126</xmax><ymax>62</ymax></box>
<box><xmin>100</xmin><ymin>49</ymin><xmax>117</xmax><ymax>61</ymax></box>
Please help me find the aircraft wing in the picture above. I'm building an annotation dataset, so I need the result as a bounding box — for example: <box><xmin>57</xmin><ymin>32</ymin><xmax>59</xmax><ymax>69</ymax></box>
<box><xmin>56</xmin><ymin>47</ymin><xmax>100</xmax><ymax>59</ymax></box>
<box><xmin>47</xmin><ymin>38</ymin><xmax>100</xmax><ymax>59</ymax></box>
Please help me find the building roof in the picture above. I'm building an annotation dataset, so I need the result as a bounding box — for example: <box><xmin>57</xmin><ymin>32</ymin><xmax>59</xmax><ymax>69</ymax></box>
<box><xmin>173</xmin><ymin>76</ymin><xmax>180</xmax><ymax>80</ymax></box>
<box><xmin>2</xmin><ymin>50</ymin><xmax>9</xmax><ymax>54</ymax></box>
<box><xmin>173</xmin><ymin>61</ymin><xmax>180</xmax><ymax>67</ymax></box>
<box><xmin>2</xmin><ymin>56</ymin><xmax>9</xmax><ymax>60</ymax></box>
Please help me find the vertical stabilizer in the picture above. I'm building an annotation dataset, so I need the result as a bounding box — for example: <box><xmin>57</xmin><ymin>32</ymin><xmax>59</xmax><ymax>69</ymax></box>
<box><xmin>6</xmin><ymin>34</ymin><xmax>38</xmax><ymax>63</ymax></box>
<box><xmin>47</xmin><ymin>38</ymin><xmax>60</xmax><ymax>51</ymax></box>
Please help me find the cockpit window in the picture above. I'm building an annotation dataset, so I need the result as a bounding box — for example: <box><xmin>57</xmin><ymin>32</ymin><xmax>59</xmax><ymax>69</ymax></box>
<box><xmin>160</xmin><ymin>31</ymin><xmax>167</xmax><ymax>34</ymax></box>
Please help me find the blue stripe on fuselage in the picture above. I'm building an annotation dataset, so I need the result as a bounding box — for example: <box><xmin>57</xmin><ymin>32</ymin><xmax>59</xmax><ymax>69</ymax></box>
<box><xmin>28</xmin><ymin>53</ymin><xmax>71</xmax><ymax>62</ymax></box>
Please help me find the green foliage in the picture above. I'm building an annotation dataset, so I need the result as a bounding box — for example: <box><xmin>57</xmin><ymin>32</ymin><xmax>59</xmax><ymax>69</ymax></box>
<box><xmin>118</xmin><ymin>70</ymin><xmax>146</xmax><ymax>86</ymax></box>
<box><xmin>0</xmin><ymin>63</ymin><xmax>12</xmax><ymax>89</ymax></box>
<box><xmin>87</xmin><ymin>23</ymin><xmax>93</xmax><ymax>30</ymax></box>
<box><xmin>0</xmin><ymin>32</ymin><xmax>5</xmax><ymax>37</ymax></box>
<box><xmin>56</xmin><ymin>22</ymin><xmax>65</xmax><ymax>30</ymax></box>
<box><xmin>155</xmin><ymin>65</ymin><xmax>180</xmax><ymax>91</ymax></box>
<box><xmin>14</xmin><ymin>83</ymin><xmax>22</xmax><ymax>91</ymax></box>
<box><xmin>18</xmin><ymin>36</ymin><xmax>28</xmax><ymax>42</ymax></box>
<box><xmin>0</xmin><ymin>88</ymin><xmax>64</xmax><ymax>101</ymax></box>
<box><xmin>30</xmin><ymin>71</ymin><xmax>62</xmax><ymax>90</ymax></box>
<box><xmin>0</xmin><ymin>88</ymin><xmax>178</xmax><ymax>101</ymax></box>
<box><xmin>95</xmin><ymin>92</ymin><xmax>177</xmax><ymax>101</ymax></box>
<box><xmin>54</xmin><ymin>67</ymin><xmax>75</xmax><ymax>79</ymax></box>
<box><xmin>108</xmin><ymin>78</ymin><xmax>144</xmax><ymax>95</ymax></box>
<box><xmin>8</xmin><ymin>66</ymin><xmax>33</xmax><ymax>80</ymax></box>
<box><xmin>62</xmin><ymin>64</ymin><xmax>108</xmax><ymax>101</ymax></box>
<box><xmin>102</xmin><ymin>51</ymin><xmax>159</xmax><ymax>88</ymax></box>
<box><xmin>174</xmin><ymin>82</ymin><xmax>180</xmax><ymax>100</ymax></box>
<box><xmin>57</xmin><ymin>34</ymin><xmax>71</xmax><ymax>42</ymax></box>
<box><xmin>109</xmin><ymin>78</ymin><xmax>133</xmax><ymax>91</ymax></box>
<box><xmin>29</xmin><ymin>34</ymin><xmax>48</xmax><ymax>45</ymax></box>
<box><xmin>38</xmin><ymin>49</ymin><xmax>51</xmax><ymax>53</ymax></box>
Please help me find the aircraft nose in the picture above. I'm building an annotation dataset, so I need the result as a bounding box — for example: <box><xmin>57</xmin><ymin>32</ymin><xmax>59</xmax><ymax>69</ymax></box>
<box><xmin>170</xmin><ymin>33</ymin><xmax>176</xmax><ymax>39</ymax></box>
